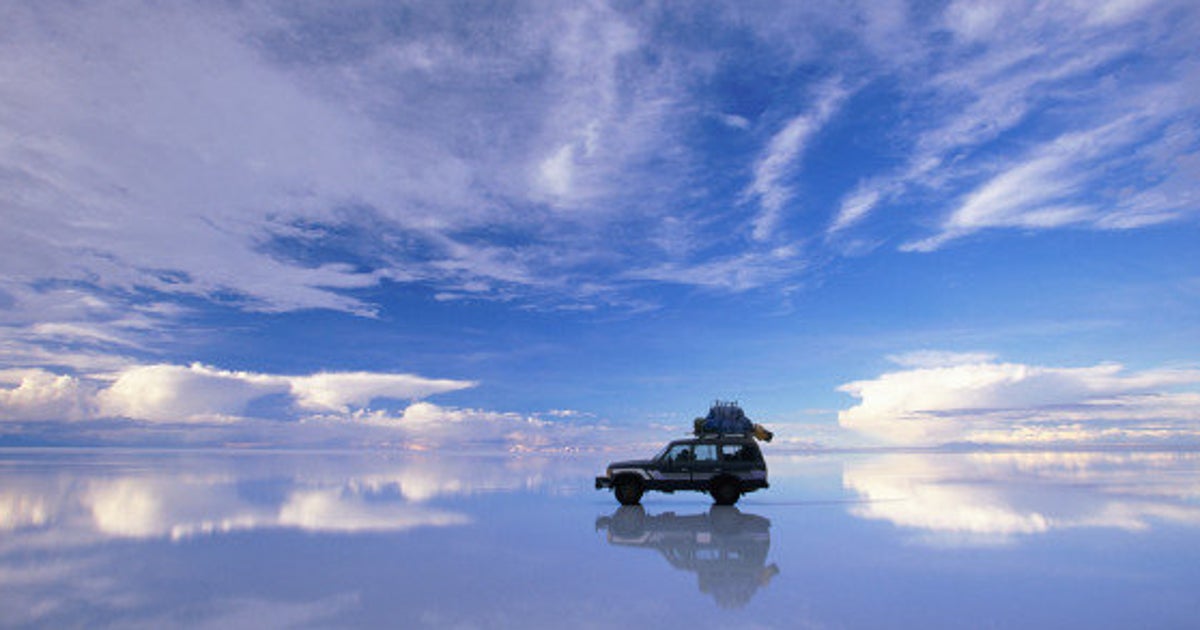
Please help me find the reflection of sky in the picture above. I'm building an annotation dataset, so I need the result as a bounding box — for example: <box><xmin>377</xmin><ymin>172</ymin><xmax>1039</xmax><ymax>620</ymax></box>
<box><xmin>842</xmin><ymin>451</ymin><xmax>1200</xmax><ymax>546</ymax></box>
<box><xmin>0</xmin><ymin>451</ymin><xmax>596</xmax><ymax>545</ymax></box>
<box><xmin>3</xmin><ymin>449</ymin><xmax>1200</xmax><ymax>628</ymax></box>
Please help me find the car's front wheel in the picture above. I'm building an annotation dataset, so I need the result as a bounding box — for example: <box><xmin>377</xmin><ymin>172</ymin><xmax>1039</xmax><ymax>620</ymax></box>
<box><xmin>614</xmin><ymin>477</ymin><xmax>644</xmax><ymax>505</ymax></box>
<box><xmin>710</xmin><ymin>477</ymin><xmax>740</xmax><ymax>506</ymax></box>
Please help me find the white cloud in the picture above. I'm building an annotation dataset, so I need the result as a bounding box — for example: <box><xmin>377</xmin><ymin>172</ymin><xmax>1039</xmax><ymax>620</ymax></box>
<box><xmin>0</xmin><ymin>362</ymin><xmax>479</xmax><ymax>428</ymax></box>
<box><xmin>901</xmin><ymin>117</ymin><xmax>1168</xmax><ymax>251</ymax></box>
<box><xmin>885</xmin><ymin>350</ymin><xmax>998</xmax><ymax>368</ymax></box>
<box><xmin>829</xmin><ymin>0</ymin><xmax>1199</xmax><ymax>245</ymax></box>
<box><xmin>537</xmin><ymin>144</ymin><xmax>577</xmax><ymax>199</ymax></box>
<box><xmin>0</xmin><ymin>0</ymin><xmax>702</xmax><ymax>331</ymax></box>
<box><xmin>0</xmin><ymin>0</ymin><xmax>1193</xmax><ymax>334</ymax></box>
<box><xmin>627</xmin><ymin>246</ymin><xmax>802</xmax><ymax>292</ymax></box>
<box><xmin>0</xmin><ymin>369</ymin><xmax>94</xmax><ymax>421</ymax></box>
<box><xmin>312</xmin><ymin>401</ymin><xmax>618</xmax><ymax>452</ymax></box>
<box><xmin>288</xmin><ymin>373</ymin><xmax>476</xmax><ymax>413</ymax></box>
<box><xmin>942</xmin><ymin>1</ymin><xmax>1011</xmax><ymax>42</ymax></box>
<box><xmin>745</xmin><ymin>80</ymin><xmax>848</xmax><ymax>241</ymax></box>
<box><xmin>0</xmin><ymin>2</ymin><xmax>403</xmax><ymax>314</ymax></box>
<box><xmin>719</xmin><ymin>113</ymin><xmax>751</xmax><ymax>130</ymax></box>
<box><xmin>95</xmin><ymin>364</ymin><xmax>289</xmax><ymax>424</ymax></box>
<box><xmin>0</xmin><ymin>361</ymin><xmax>629</xmax><ymax>451</ymax></box>
<box><xmin>838</xmin><ymin>355</ymin><xmax>1200</xmax><ymax>445</ymax></box>
<box><xmin>828</xmin><ymin>185</ymin><xmax>883</xmax><ymax>234</ymax></box>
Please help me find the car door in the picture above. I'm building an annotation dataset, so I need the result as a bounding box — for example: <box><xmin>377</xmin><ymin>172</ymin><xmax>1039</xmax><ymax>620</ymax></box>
<box><xmin>660</xmin><ymin>443</ymin><xmax>695</xmax><ymax>490</ymax></box>
<box><xmin>689</xmin><ymin>443</ymin><xmax>720</xmax><ymax>486</ymax></box>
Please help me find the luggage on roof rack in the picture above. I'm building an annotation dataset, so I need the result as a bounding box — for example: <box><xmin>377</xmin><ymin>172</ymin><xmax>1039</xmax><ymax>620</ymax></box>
<box><xmin>693</xmin><ymin>400</ymin><xmax>773</xmax><ymax>442</ymax></box>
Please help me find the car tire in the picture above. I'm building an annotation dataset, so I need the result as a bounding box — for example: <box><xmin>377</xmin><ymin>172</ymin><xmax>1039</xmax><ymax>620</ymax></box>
<box><xmin>710</xmin><ymin>477</ymin><xmax>740</xmax><ymax>506</ymax></box>
<box><xmin>614</xmin><ymin>477</ymin><xmax>644</xmax><ymax>505</ymax></box>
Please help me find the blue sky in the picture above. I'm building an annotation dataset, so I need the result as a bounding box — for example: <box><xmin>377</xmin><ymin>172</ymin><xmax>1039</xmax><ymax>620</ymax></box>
<box><xmin>1</xmin><ymin>0</ymin><xmax>1198</xmax><ymax>449</ymax></box>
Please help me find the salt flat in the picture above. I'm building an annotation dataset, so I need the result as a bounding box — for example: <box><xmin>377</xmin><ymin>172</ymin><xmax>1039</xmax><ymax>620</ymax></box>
<box><xmin>2</xmin><ymin>448</ymin><xmax>1198</xmax><ymax>628</ymax></box>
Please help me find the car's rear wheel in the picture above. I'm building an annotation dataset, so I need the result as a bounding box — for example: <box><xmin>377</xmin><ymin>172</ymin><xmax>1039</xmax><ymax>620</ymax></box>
<box><xmin>614</xmin><ymin>477</ymin><xmax>644</xmax><ymax>505</ymax></box>
<box><xmin>710</xmin><ymin>477</ymin><xmax>740</xmax><ymax>506</ymax></box>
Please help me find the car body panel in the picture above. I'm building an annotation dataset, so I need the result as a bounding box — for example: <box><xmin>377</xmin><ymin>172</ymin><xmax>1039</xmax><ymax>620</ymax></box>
<box><xmin>595</xmin><ymin>436</ymin><xmax>769</xmax><ymax>500</ymax></box>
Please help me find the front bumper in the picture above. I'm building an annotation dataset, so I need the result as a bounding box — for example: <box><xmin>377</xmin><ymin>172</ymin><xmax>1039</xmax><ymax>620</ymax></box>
<box><xmin>595</xmin><ymin>476</ymin><xmax>612</xmax><ymax>490</ymax></box>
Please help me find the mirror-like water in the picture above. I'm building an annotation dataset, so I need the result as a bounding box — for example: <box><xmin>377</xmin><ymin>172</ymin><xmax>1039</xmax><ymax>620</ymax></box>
<box><xmin>2</xmin><ymin>449</ymin><xmax>1198</xmax><ymax>628</ymax></box>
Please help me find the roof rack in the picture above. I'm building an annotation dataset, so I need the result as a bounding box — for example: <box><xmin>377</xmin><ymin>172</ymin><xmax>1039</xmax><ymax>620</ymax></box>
<box><xmin>694</xmin><ymin>432</ymin><xmax>752</xmax><ymax>439</ymax></box>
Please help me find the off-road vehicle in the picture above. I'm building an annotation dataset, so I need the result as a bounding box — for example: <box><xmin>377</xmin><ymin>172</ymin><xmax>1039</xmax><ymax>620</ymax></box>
<box><xmin>595</xmin><ymin>434</ymin><xmax>768</xmax><ymax>506</ymax></box>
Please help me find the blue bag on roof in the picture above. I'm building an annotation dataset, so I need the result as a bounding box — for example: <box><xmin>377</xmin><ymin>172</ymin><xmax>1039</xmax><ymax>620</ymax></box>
<box><xmin>700</xmin><ymin>401</ymin><xmax>754</xmax><ymax>434</ymax></box>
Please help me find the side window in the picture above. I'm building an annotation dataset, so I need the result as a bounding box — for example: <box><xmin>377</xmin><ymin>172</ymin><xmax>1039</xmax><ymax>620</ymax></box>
<box><xmin>721</xmin><ymin>443</ymin><xmax>758</xmax><ymax>462</ymax></box>
<box><xmin>693</xmin><ymin>444</ymin><xmax>718</xmax><ymax>463</ymax></box>
<box><xmin>666</xmin><ymin>445</ymin><xmax>693</xmax><ymax>465</ymax></box>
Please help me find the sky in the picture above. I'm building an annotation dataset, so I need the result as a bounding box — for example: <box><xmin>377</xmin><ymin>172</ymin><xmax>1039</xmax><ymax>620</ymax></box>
<box><xmin>1</xmin><ymin>0</ymin><xmax>1198</xmax><ymax>450</ymax></box>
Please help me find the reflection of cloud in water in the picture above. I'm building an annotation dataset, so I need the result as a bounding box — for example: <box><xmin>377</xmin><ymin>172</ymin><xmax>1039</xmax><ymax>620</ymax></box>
<box><xmin>843</xmin><ymin>451</ymin><xmax>1200</xmax><ymax>545</ymax></box>
<box><xmin>0</xmin><ymin>492</ymin><xmax>50</xmax><ymax>529</ymax></box>
<box><xmin>595</xmin><ymin>506</ymin><xmax>779</xmax><ymax>609</ymax></box>
<box><xmin>80</xmin><ymin>478</ymin><xmax>472</xmax><ymax>539</ymax></box>
<box><xmin>0</xmin><ymin>451</ymin><xmax>590</xmax><ymax>628</ymax></box>
<box><xmin>0</xmin><ymin>451</ymin><xmax>584</xmax><ymax>546</ymax></box>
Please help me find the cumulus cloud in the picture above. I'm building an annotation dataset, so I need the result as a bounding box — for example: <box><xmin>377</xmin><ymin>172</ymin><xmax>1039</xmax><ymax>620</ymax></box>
<box><xmin>0</xmin><ymin>369</ymin><xmax>94</xmax><ymax>421</ymax></box>
<box><xmin>307</xmin><ymin>401</ymin><xmax>624</xmax><ymax>452</ymax></box>
<box><xmin>0</xmin><ymin>362</ymin><xmax>622</xmax><ymax>451</ymax></box>
<box><xmin>95</xmin><ymin>364</ymin><xmax>288</xmax><ymax>423</ymax></box>
<box><xmin>838</xmin><ymin>354</ymin><xmax>1200</xmax><ymax>445</ymax></box>
<box><xmin>2</xmin><ymin>362</ymin><xmax>476</xmax><ymax>426</ymax></box>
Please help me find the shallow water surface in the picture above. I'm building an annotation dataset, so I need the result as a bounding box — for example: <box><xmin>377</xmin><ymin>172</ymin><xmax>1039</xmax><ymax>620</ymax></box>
<box><xmin>2</xmin><ymin>448</ymin><xmax>1198</xmax><ymax>628</ymax></box>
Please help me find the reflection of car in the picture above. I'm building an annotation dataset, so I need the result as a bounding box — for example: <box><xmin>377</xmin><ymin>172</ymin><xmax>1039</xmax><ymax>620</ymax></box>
<box><xmin>595</xmin><ymin>435</ymin><xmax>768</xmax><ymax>505</ymax></box>
<box><xmin>595</xmin><ymin>506</ymin><xmax>780</xmax><ymax>609</ymax></box>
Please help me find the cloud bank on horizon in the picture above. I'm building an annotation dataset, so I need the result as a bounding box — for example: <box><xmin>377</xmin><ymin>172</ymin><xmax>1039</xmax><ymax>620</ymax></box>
<box><xmin>838</xmin><ymin>352</ymin><xmax>1200</xmax><ymax>446</ymax></box>
<box><xmin>1</xmin><ymin>1</ymin><xmax>1198</xmax><ymax>448</ymax></box>
<box><xmin>0</xmin><ymin>363</ymin><xmax>628</xmax><ymax>450</ymax></box>
<box><xmin>4</xmin><ymin>352</ymin><xmax>1198</xmax><ymax>449</ymax></box>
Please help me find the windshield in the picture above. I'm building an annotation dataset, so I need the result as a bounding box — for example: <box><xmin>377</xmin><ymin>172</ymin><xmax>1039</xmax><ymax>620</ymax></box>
<box><xmin>652</xmin><ymin>443</ymin><xmax>676</xmax><ymax>462</ymax></box>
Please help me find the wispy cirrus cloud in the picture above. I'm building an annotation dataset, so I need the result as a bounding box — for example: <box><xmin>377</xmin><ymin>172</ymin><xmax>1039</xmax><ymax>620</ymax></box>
<box><xmin>745</xmin><ymin>79</ymin><xmax>849</xmax><ymax>242</ymax></box>
<box><xmin>903</xmin><ymin>107</ymin><xmax>1198</xmax><ymax>251</ymax></box>
<box><xmin>0</xmin><ymin>1</ymin><xmax>681</xmax><ymax>320</ymax></box>
<box><xmin>3</xmin><ymin>0</ymin><xmax>1194</xmax><ymax>338</ymax></box>
<box><xmin>828</xmin><ymin>0</ymin><xmax>1200</xmax><ymax>246</ymax></box>
<box><xmin>626</xmin><ymin>245</ymin><xmax>802</xmax><ymax>292</ymax></box>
